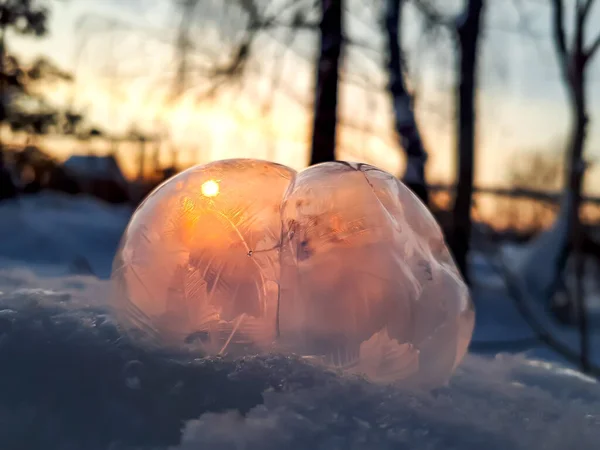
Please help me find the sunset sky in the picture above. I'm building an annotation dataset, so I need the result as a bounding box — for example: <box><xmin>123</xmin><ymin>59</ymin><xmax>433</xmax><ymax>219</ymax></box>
<box><xmin>8</xmin><ymin>0</ymin><xmax>600</xmax><ymax>196</ymax></box>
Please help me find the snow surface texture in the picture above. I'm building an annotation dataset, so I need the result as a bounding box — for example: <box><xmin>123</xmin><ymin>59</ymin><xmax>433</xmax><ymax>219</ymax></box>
<box><xmin>110</xmin><ymin>159</ymin><xmax>474</xmax><ymax>386</ymax></box>
<box><xmin>0</xmin><ymin>192</ymin><xmax>599</xmax><ymax>449</ymax></box>
<box><xmin>0</xmin><ymin>268</ymin><xmax>599</xmax><ymax>450</ymax></box>
<box><xmin>0</xmin><ymin>193</ymin><xmax>130</xmax><ymax>278</ymax></box>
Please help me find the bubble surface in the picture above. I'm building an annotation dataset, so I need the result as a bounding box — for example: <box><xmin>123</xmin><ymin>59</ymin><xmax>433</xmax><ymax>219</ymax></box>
<box><xmin>111</xmin><ymin>159</ymin><xmax>295</xmax><ymax>354</ymax></box>
<box><xmin>110</xmin><ymin>159</ymin><xmax>474</xmax><ymax>386</ymax></box>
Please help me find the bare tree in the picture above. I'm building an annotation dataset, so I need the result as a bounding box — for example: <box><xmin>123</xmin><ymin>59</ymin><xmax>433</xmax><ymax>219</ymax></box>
<box><xmin>489</xmin><ymin>0</ymin><xmax>600</xmax><ymax>374</ymax></box>
<box><xmin>0</xmin><ymin>0</ymin><xmax>50</xmax><ymax>200</ymax></box>
<box><xmin>550</xmin><ymin>0</ymin><xmax>600</xmax><ymax>247</ymax></box>
<box><xmin>385</xmin><ymin>0</ymin><xmax>429</xmax><ymax>204</ymax></box>
<box><xmin>414</xmin><ymin>0</ymin><xmax>485</xmax><ymax>282</ymax></box>
<box><xmin>451</xmin><ymin>0</ymin><xmax>484</xmax><ymax>283</ymax></box>
<box><xmin>551</xmin><ymin>0</ymin><xmax>600</xmax><ymax>218</ymax></box>
<box><xmin>310</xmin><ymin>0</ymin><xmax>343</xmax><ymax>165</ymax></box>
<box><xmin>548</xmin><ymin>0</ymin><xmax>600</xmax><ymax>372</ymax></box>
<box><xmin>171</xmin><ymin>0</ymin><xmax>200</xmax><ymax>101</ymax></box>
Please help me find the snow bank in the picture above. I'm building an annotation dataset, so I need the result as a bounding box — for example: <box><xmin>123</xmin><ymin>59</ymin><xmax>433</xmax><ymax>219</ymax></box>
<box><xmin>175</xmin><ymin>354</ymin><xmax>600</xmax><ymax>450</ymax></box>
<box><xmin>0</xmin><ymin>193</ymin><xmax>130</xmax><ymax>278</ymax></box>
<box><xmin>0</xmin><ymin>267</ymin><xmax>599</xmax><ymax>450</ymax></box>
<box><xmin>469</xmin><ymin>249</ymin><xmax>600</xmax><ymax>376</ymax></box>
<box><xmin>0</xmin><ymin>193</ymin><xmax>599</xmax><ymax>449</ymax></box>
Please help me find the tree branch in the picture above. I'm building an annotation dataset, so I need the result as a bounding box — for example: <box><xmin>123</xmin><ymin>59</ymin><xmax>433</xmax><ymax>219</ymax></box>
<box><xmin>491</xmin><ymin>238</ymin><xmax>600</xmax><ymax>377</ymax></box>
<box><xmin>385</xmin><ymin>0</ymin><xmax>428</xmax><ymax>200</ymax></box>
<box><xmin>574</xmin><ymin>0</ymin><xmax>591</xmax><ymax>57</ymax></box>
<box><xmin>578</xmin><ymin>0</ymin><xmax>594</xmax><ymax>20</ymax></box>
<box><xmin>551</xmin><ymin>0</ymin><xmax>568</xmax><ymax>73</ymax></box>
<box><xmin>410</xmin><ymin>0</ymin><xmax>454</xmax><ymax>29</ymax></box>
<box><xmin>585</xmin><ymin>31</ymin><xmax>600</xmax><ymax>62</ymax></box>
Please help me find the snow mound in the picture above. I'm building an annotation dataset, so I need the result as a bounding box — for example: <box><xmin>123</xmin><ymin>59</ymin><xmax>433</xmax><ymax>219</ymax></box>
<box><xmin>0</xmin><ymin>192</ymin><xmax>130</xmax><ymax>278</ymax></box>
<box><xmin>0</xmin><ymin>271</ymin><xmax>598</xmax><ymax>450</ymax></box>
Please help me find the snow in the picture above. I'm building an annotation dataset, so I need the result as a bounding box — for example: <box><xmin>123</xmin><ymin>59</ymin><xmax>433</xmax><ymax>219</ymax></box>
<box><xmin>484</xmin><ymin>191</ymin><xmax>600</xmax><ymax>369</ymax></box>
<box><xmin>470</xmin><ymin>243</ymin><xmax>600</xmax><ymax>370</ymax></box>
<box><xmin>0</xmin><ymin>193</ymin><xmax>130</xmax><ymax>278</ymax></box>
<box><xmin>503</xmin><ymin>192</ymin><xmax>573</xmax><ymax>308</ymax></box>
<box><xmin>0</xmin><ymin>192</ymin><xmax>599</xmax><ymax>449</ymax></box>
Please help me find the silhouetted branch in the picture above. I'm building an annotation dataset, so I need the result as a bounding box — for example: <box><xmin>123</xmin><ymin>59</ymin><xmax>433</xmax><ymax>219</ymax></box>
<box><xmin>170</xmin><ymin>0</ymin><xmax>199</xmax><ymax>101</ymax></box>
<box><xmin>410</xmin><ymin>0</ymin><xmax>454</xmax><ymax>29</ymax></box>
<box><xmin>551</xmin><ymin>0</ymin><xmax>568</xmax><ymax>74</ymax></box>
<box><xmin>496</xmin><ymin>250</ymin><xmax>599</xmax><ymax>377</ymax></box>
<box><xmin>574</xmin><ymin>0</ymin><xmax>589</xmax><ymax>57</ymax></box>
<box><xmin>469</xmin><ymin>200</ymin><xmax>600</xmax><ymax>376</ymax></box>
<box><xmin>428</xmin><ymin>183</ymin><xmax>600</xmax><ymax>206</ymax></box>
<box><xmin>586</xmin><ymin>31</ymin><xmax>600</xmax><ymax>62</ymax></box>
<box><xmin>385</xmin><ymin>0</ymin><xmax>428</xmax><ymax>203</ymax></box>
<box><xmin>578</xmin><ymin>0</ymin><xmax>594</xmax><ymax>19</ymax></box>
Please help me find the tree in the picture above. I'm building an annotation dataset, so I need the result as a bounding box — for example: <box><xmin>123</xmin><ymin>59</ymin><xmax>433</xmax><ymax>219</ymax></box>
<box><xmin>451</xmin><ymin>0</ymin><xmax>484</xmax><ymax>283</ymax></box>
<box><xmin>170</xmin><ymin>0</ymin><xmax>200</xmax><ymax>102</ymax></box>
<box><xmin>550</xmin><ymin>0</ymin><xmax>600</xmax><ymax>223</ymax></box>
<box><xmin>546</xmin><ymin>0</ymin><xmax>600</xmax><ymax>371</ymax></box>
<box><xmin>0</xmin><ymin>0</ymin><xmax>49</xmax><ymax>200</ymax></box>
<box><xmin>384</xmin><ymin>0</ymin><xmax>429</xmax><ymax>205</ymax></box>
<box><xmin>414</xmin><ymin>0</ymin><xmax>485</xmax><ymax>282</ymax></box>
<box><xmin>4</xmin><ymin>55</ymin><xmax>74</xmax><ymax>134</ymax></box>
<box><xmin>82</xmin><ymin>1</ymin><xmax>412</xmax><ymax>170</ymax></box>
<box><xmin>549</xmin><ymin>0</ymin><xmax>600</xmax><ymax>264</ymax></box>
<box><xmin>488</xmin><ymin>0</ymin><xmax>600</xmax><ymax>374</ymax></box>
<box><xmin>309</xmin><ymin>0</ymin><xmax>343</xmax><ymax>165</ymax></box>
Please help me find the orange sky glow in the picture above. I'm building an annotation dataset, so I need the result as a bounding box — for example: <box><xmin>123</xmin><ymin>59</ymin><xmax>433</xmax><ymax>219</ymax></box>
<box><xmin>6</xmin><ymin>0</ymin><xmax>600</xmax><ymax>226</ymax></box>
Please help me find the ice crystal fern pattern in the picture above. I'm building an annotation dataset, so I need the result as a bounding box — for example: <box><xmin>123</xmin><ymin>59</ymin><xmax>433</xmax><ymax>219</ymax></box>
<box><xmin>110</xmin><ymin>159</ymin><xmax>474</xmax><ymax>386</ymax></box>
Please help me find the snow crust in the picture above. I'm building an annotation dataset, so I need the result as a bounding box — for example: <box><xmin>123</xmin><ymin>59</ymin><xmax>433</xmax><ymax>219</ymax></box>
<box><xmin>0</xmin><ymin>189</ymin><xmax>598</xmax><ymax>449</ymax></box>
<box><xmin>0</xmin><ymin>268</ymin><xmax>598</xmax><ymax>449</ymax></box>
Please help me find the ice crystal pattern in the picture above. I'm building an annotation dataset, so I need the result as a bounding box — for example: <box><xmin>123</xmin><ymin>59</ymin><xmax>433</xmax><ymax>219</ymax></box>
<box><xmin>111</xmin><ymin>159</ymin><xmax>474</xmax><ymax>386</ymax></box>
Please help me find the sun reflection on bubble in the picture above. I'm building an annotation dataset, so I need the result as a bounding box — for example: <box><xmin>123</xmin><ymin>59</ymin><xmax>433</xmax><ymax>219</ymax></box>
<box><xmin>201</xmin><ymin>180</ymin><xmax>220</xmax><ymax>197</ymax></box>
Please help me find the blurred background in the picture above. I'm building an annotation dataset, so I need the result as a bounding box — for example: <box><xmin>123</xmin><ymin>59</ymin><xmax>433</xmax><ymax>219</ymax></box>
<box><xmin>1</xmin><ymin>0</ymin><xmax>600</xmax><ymax>373</ymax></box>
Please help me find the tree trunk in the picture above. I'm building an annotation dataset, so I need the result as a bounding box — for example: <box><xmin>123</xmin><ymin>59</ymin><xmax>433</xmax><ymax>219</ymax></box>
<box><xmin>138</xmin><ymin>138</ymin><xmax>146</xmax><ymax>182</ymax></box>
<box><xmin>0</xmin><ymin>27</ymin><xmax>16</xmax><ymax>201</ymax></box>
<box><xmin>566</xmin><ymin>58</ymin><xmax>587</xmax><ymax>235</ymax></box>
<box><xmin>0</xmin><ymin>29</ymin><xmax>4</xmax><ymax>171</ymax></box>
<box><xmin>309</xmin><ymin>0</ymin><xmax>343</xmax><ymax>165</ymax></box>
<box><xmin>566</xmin><ymin>50</ymin><xmax>589</xmax><ymax>371</ymax></box>
<box><xmin>451</xmin><ymin>0</ymin><xmax>484</xmax><ymax>284</ymax></box>
<box><xmin>385</xmin><ymin>0</ymin><xmax>429</xmax><ymax>205</ymax></box>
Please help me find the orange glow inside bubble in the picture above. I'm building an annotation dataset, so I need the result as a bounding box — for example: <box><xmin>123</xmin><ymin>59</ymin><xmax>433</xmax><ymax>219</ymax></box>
<box><xmin>201</xmin><ymin>179</ymin><xmax>220</xmax><ymax>197</ymax></box>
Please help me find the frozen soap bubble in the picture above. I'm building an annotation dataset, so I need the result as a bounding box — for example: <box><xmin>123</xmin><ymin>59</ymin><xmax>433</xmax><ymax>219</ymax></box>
<box><xmin>277</xmin><ymin>162</ymin><xmax>474</xmax><ymax>386</ymax></box>
<box><xmin>110</xmin><ymin>159</ymin><xmax>474</xmax><ymax>386</ymax></box>
<box><xmin>110</xmin><ymin>159</ymin><xmax>296</xmax><ymax>354</ymax></box>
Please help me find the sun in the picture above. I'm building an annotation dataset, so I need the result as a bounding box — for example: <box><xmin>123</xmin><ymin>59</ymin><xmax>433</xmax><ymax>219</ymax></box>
<box><xmin>201</xmin><ymin>179</ymin><xmax>220</xmax><ymax>197</ymax></box>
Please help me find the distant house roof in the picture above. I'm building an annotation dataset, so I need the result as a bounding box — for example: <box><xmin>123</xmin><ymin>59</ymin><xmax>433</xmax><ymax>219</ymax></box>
<box><xmin>63</xmin><ymin>154</ymin><xmax>127</xmax><ymax>185</ymax></box>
